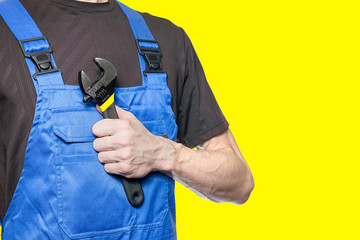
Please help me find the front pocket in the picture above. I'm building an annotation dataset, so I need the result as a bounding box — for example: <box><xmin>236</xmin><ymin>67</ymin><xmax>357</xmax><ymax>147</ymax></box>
<box><xmin>55</xmin><ymin>155</ymin><xmax>135</xmax><ymax>239</ymax></box>
<box><xmin>51</xmin><ymin>107</ymin><xmax>170</xmax><ymax>239</ymax></box>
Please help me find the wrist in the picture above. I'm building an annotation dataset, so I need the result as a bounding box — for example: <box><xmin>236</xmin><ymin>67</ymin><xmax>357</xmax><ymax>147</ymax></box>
<box><xmin>155</xmin><ymin>136</ymin><xmax>183</xmax><ymax>177</ymax></box>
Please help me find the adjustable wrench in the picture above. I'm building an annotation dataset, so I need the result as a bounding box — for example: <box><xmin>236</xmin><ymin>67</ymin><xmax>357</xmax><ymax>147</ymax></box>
<box><xmin>78</xmin><ymin>58</ymin><xmax>144</xmax><ymax>207</ymax></box>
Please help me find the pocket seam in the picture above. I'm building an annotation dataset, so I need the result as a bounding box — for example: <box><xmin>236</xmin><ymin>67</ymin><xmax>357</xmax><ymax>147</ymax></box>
<box><xmin>51</xmin><ymin>107</ymin><xmax>99</xmax><ymax>143</ymax></box>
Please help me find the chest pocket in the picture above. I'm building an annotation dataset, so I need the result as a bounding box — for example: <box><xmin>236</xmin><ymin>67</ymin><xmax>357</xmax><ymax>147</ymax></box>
<box><xmin>51</xmin><ymin>107</ymin><xmax>170</xmax><ymax>239</ymax></box>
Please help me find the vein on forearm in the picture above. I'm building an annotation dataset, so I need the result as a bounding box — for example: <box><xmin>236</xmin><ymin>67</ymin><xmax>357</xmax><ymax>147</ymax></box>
<box><xmin>171</xmin><ymin>143</ymin><xmax>250</xmax><ymax>203</ymax></box>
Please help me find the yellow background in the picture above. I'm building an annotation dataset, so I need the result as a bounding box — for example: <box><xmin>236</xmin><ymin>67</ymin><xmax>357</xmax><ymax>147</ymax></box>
<box><xmin>1</xmin><ymin>1</ymin><xmax>359</xmax><ymax>239</ymax></box>
<box><xmin>120</xmin><ymin>0</ymin><xmax>360</xmax><ymax>239</ymax></box>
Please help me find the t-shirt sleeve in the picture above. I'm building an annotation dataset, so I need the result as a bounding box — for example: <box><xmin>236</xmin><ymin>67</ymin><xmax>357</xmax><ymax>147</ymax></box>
<box><xmin>176</xmin><ymin>30</ymin><xmax>229</xmax><ymax>148</ymax></box>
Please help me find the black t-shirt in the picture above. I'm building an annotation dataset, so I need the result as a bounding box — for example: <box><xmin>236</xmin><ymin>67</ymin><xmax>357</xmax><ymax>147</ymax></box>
<box><xmin>0</xmin><ymin>0</ymin><xmax>228</xmax><ymax>221</ymax></box>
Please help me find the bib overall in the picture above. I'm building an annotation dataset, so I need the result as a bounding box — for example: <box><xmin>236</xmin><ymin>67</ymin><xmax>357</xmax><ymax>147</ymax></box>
<box><xmin>0</xmin><ymin>0</ymin><xmax>178</xmax><ymax>239</ymax></box>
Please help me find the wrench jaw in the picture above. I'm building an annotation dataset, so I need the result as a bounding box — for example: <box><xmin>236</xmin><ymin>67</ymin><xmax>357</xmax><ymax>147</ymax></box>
<box><xmin>78</xmin><ymin>70</ymin><xmax>93</xmax><ymax>103</ymax></box>
<box><xmin>93</xmin><ymin>57</ymin><xmax>117</xmax><ymax>86</ymax></box>
<box><xmin>78</xmin><ymin>58</ymin><xmax>117</xmax><ymax>105</ymax></box>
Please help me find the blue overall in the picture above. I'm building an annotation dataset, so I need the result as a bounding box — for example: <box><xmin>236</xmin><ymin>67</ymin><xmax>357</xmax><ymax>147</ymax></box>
<box><xmin>0</xmin><ymin>0</ymin><xmax>178</xmax><ymax>239</ymax></box>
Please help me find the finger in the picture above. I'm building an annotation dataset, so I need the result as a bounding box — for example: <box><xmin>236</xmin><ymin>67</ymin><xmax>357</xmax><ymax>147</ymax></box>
<box><xmin>92</xmin><ymin>119</ymin><xmax>119</xmax><ymax>137</ymax></box>
<box><xmin>103</xmin><ymin>162</ymin><xmax>121</xmax><ymax>175</ymax></box>
<box><xmin>93</xmin><ymin>136</ymin><xmax>118</xmax><ymax>152</ymax></box>
<box><xmin>104</xmin><ymin>162</ymin><xmax>135</xmax><ymax>177</ymax></box>
<box><xmin>98</xmin><ymin>151</ymin><xmax>119</xmax><ymax>164</ymax></box>
<box><xmin>98</xmin><ymin>147</ymin><xmax>134</xmax><ymax>162</ymax></box>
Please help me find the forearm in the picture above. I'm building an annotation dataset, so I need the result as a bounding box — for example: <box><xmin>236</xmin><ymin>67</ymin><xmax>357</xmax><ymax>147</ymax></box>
<box><xmin>92</xmin><ymin>107</ymin><xmax>254</xmax><ymax>204</ymax></box>
<box><xmin>156</xmin><ymin>134</ymin><xmax>254</xmax><ymax>205</ymax></box>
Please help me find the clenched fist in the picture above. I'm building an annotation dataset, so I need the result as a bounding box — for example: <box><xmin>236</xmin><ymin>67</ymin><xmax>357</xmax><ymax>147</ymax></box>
<box><xmin>92</xmin><ymin>105</ymin><xmax>176</xmax><ymax>178</ymax></box>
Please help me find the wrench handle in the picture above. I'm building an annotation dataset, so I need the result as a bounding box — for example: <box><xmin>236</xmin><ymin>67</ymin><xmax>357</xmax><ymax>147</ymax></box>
<box><xmin>101</xmin><ymin>102</ymin><xmax>145</xmax><ymax>207</ymax></box>
<box><xmin>102</xmin><ymin>102</ymin><xmax>119</xmax><ymax>119</ymax></box>
<box><xmin>120</xmin><ymin>178</ymin><xmax>145</xmax><ymax>207</ymax></box>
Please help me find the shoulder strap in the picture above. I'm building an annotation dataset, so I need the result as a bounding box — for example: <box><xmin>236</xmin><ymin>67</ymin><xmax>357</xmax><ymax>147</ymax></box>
<box><xmin>117</xmin><ymin>2</ymin><xmax>167</xmax><ymax>86</ymax></box>
<box><xmin>0</xmin><ymin>0</ymin><xmax>166</xmax><ymax>89</ymax></box>
<box><xmin>0</xmin><ymin>0</ymin><xmax>63</xmax><ymax>91</ymax></box>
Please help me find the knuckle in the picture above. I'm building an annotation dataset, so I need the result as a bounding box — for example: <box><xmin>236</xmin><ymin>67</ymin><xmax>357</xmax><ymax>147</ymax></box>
<box><xmin>118</xmin><ymin>147</ymin><xmax>133</xmax><ymax>160</ymax></box>
<box><xmin>118</xmin><ymin>164</ymin><xmax>134</xmax><ymax>175</ymax></box>
<box><xmin>123</xmin><ymin>148</ymin><xmax>133</xmax><ymax>160</ymax></box>
<box><xmin>113</xmin><ymin>137</ymin><xmax>130</xmax><ymax>148</ymax></box>
<box><xmin>120</xmin><ymin>119</ymin><xmax>131</xmax><ymax>129</ymax></box>
<box><xmin>114</xmin><ymin>151</ymin><xmax>124</xmax><ymax>160</ymax></box>
<box><xmin>113</xmin><ymin>138</ymin><xmax>123</xmax><ymax>148</ymax></box>
<box><xmin>121</xmin><ymin>165</ymin><xmax>132</xmax><ymax>173</ymax></box>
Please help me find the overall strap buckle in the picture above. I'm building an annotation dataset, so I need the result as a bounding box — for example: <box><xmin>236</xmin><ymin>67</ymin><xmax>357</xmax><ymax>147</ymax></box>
<box><xmin>136</xmin><ymin>39</ymin><xmax>163</xmax><ymax>76</ymax></box>
<box><xmin>19</xmin><ymin>36</ymin><xmax>61</xmax><ymax>80</ymax></box>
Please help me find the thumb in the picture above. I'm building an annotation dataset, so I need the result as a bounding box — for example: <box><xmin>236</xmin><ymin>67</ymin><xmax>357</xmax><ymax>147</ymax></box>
<box><xmin>96</xmin><ymin>105</ymin><xmax>134</xmax><ymax>119</ymax></box>
<box><xmin>114</xmin><ymin>105</ymin><xmax>135</xmax><ymax>119</ymax></box>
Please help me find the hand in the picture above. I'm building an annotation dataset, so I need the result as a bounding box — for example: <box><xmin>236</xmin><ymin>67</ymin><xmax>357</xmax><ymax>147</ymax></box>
<box><xmin>92</xmin><ymin>106</ymin><xmax>176</xmax><ymax>178</ymax></box>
